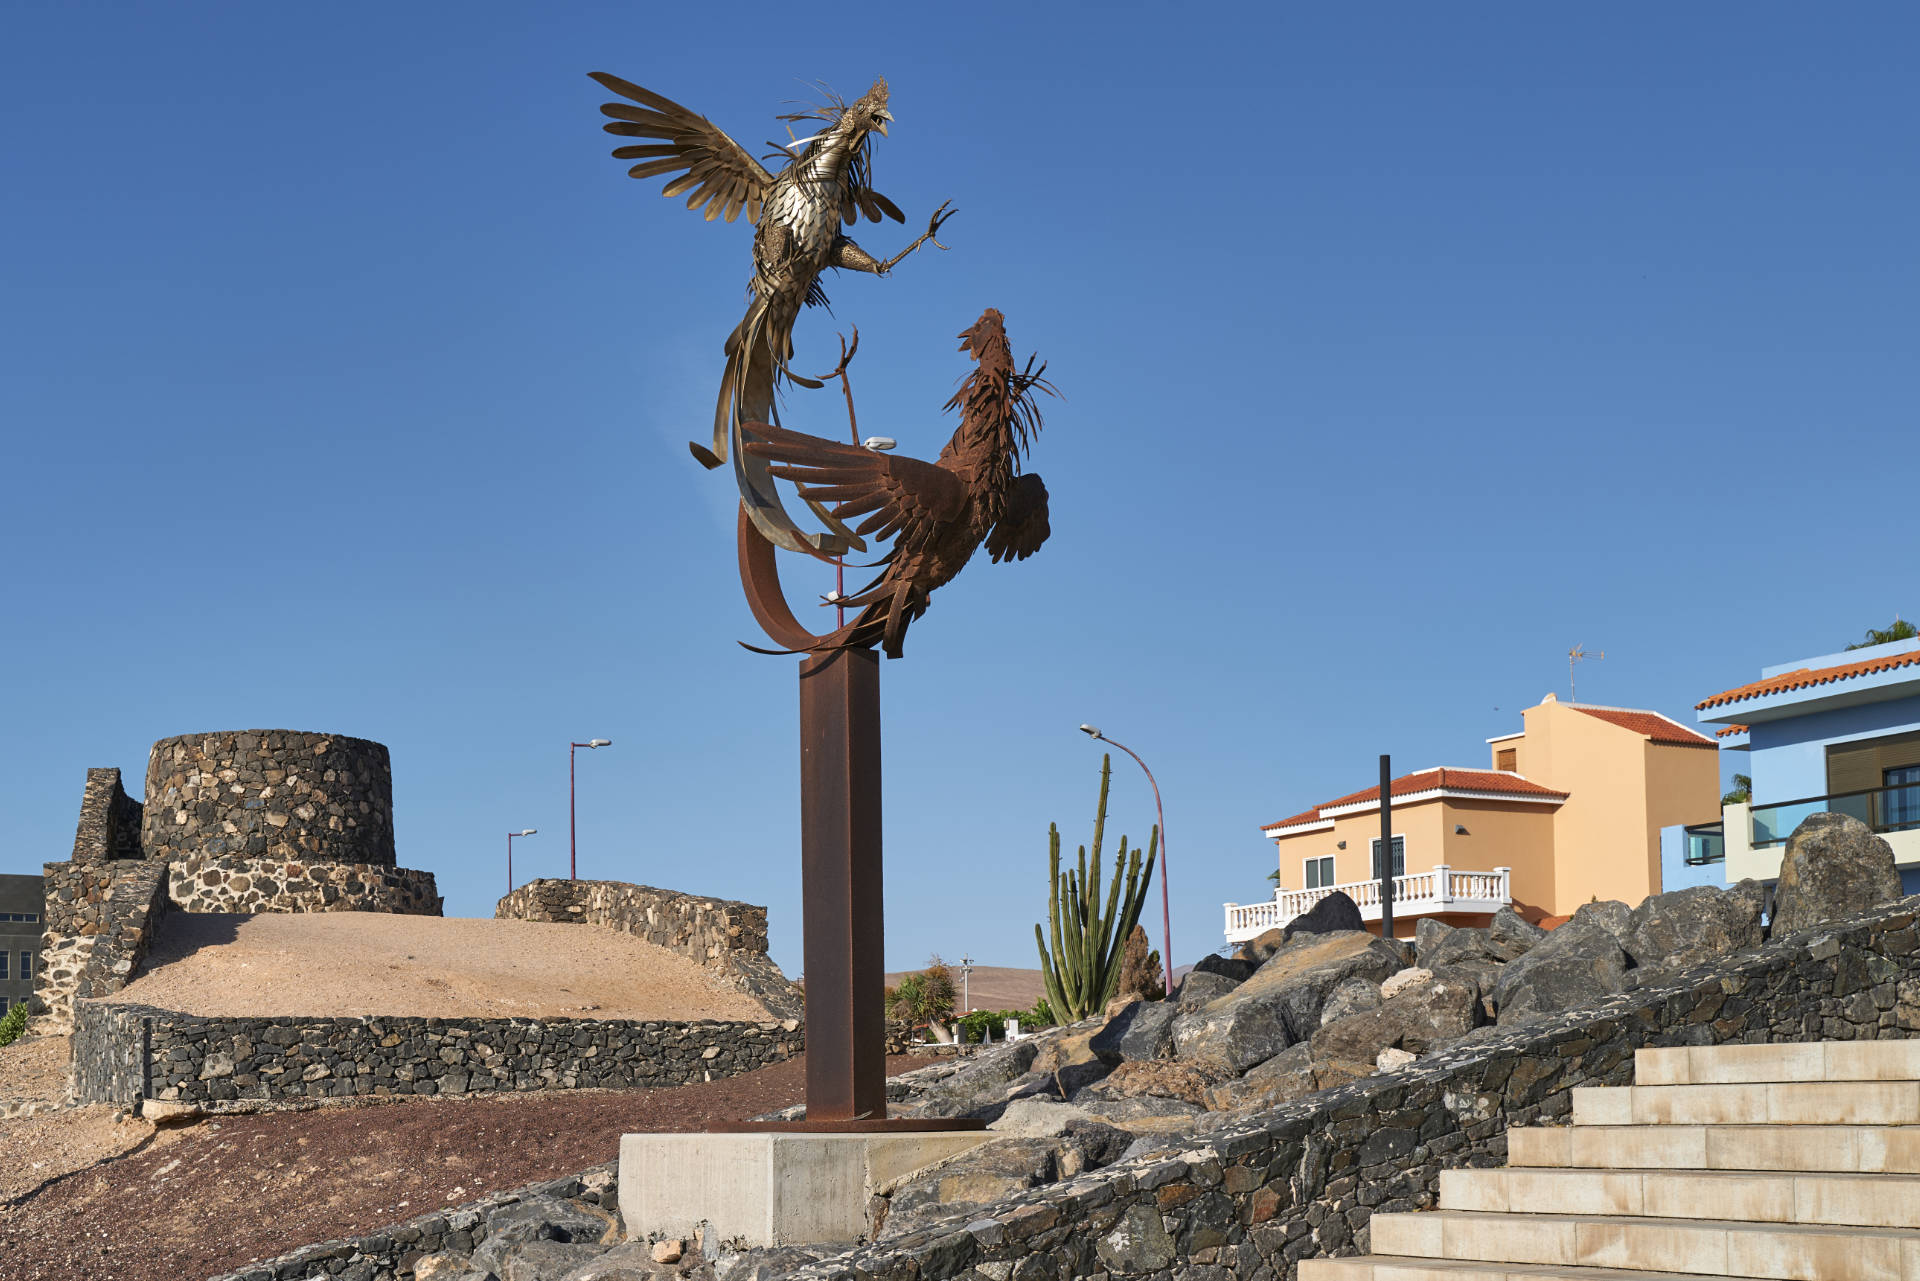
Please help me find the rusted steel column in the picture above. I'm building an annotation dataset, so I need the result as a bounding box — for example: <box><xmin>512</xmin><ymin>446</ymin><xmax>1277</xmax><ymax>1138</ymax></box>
<box><xmin>798</xmin><ymin>647</ymin><xmax>887</xmax><ymax>1123</ymax></box>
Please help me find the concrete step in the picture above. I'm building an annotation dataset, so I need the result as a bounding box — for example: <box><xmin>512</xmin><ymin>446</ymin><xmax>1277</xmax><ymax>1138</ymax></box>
<box><xmin>1368</xmin><ymin>1209</ymin><xmax>1920</xmax><ymax>1281</ymax></box>
<box><xmin>1302</xmin><ymin>1259</ymin><xmax>1795</xmax><ymax>1281</ymax></box>
<box><xmin>1512</xmin><ymin>1123</ymin><xmax>1920</xmax><ymax>1174</ymax></box>
<box><xmin>1440</xmin><ymin>1165</ymin><xmax>1920</xmax><ymax>1229</ymax></box>
<box><xmin>1572</xmin><ymin>1081</ymin><xmax>1920</xmax><ymax>1127</ymax></box>
<box><xmin>1637</xmin><ymin>1041</ymin><xmax>1920</xmax><ymax>1086</ymax></box>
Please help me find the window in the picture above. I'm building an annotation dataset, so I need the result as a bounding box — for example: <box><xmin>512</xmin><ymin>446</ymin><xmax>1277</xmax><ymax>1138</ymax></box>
<box><xmin>1496</xmin><ymin>748</ymin><xmax>1517</xmax><ymax>772</ymax></box>
<box><xmin>1888</xmin><ymin>766</ymin><xmax>1920</xmax><ymax>831</ymax></box>
<box><xmin>1371</xmin><ymin>836</ymin><xmax>1406</xmax><ymax>878</ymax></box>
<box><xmin>18</xmin><ymin>952</ymin><xmax>28</xmax><ymax>980</ymax></box>
<box><xmin>1303</xmin><ymin>855</ymin><xmax>1335</xmax><ymax>889</ymax></box>
<box><xmin>0</xmin><ymin>952</ymin><xmax>8</xmax><ymax>980</ymax></box>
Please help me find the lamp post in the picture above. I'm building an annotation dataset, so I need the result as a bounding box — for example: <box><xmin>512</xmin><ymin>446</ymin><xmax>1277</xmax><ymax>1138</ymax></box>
<box><xmin>959</xmin><ymin>954</ymin><xmax>973</xmax><ymax>1013</ymax></box>
<box><xmin>1079</xmin><ymin>724</ymin><xmax>1172</xmax><ymax>993</ymax></box>
<box><xmin>569</xmin><ymin>739</ymin><xmax>612</xmax><ymax>880</ymax></box>
<box><xmin>506</xmin><ymin>828</ymin><xmax>537</xmax><ymax>896</ymax></box>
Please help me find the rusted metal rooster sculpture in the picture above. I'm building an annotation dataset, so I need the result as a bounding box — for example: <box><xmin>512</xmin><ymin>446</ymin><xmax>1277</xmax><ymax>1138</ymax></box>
<box><xmin>590</xmin><ymin>71</ymin><xmax>954</xmax><ymax>556</ymax></box>
<box><xmin>741</xmin><ymin>308</ymin><xmax>1052</xmax><ymax>658</ymax></box>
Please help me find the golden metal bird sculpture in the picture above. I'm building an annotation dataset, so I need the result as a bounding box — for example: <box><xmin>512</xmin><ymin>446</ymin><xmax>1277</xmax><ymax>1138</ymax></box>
<box><xmin>740</xmin><ymin>308</ymin><xmax>1052</xmax><ymax>658</ymax></box>
<box><xmin>590</xmin><ymin>72</ymin><xmax>955</xmax><ymax>556</ymax></box>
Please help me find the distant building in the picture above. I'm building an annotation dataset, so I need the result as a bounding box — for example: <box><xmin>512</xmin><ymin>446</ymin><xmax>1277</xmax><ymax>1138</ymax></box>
<box><xmin>0</xmin><ymin>873</ymin><xmax>45</xmax><ymax>1016</ymax></box>
<box><xmin>1227</xmin><ymin>696</ymin><xmax>1721</xmax><ymax>943</ymax></box>
<box><xmin>1690</xmin><ymin>637</ymin><xmax>1920</xmax><ymax>890</ymax></box>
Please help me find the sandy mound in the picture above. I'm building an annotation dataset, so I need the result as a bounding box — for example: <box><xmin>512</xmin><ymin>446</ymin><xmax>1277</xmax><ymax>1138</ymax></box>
<box><xmin>110</xmin><ymin>912</ymin><xmax>771</xmax><ymax>1022</ymax></box>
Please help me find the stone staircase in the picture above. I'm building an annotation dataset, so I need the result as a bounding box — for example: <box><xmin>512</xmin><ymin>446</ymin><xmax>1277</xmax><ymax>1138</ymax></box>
<box><xmin>1301</xmin><ymin>1040</ymin><xmax>1920</xmax><ymax>1281</ymax></box>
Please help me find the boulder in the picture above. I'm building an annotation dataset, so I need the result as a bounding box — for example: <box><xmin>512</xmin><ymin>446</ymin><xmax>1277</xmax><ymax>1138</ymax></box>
<box><xmin>879</xmin><ymin>1137</ymin><xmax>1060</xmax><ymax>1238</ymax></box>
<box><xmin>497</xmin><ymin>1241</ymin><xmax>607</xmax><ymax>1281</ymax></box>
<box><xmin>1075</xmin><ymin>1094</ymin><xmax>1206</xmax><ymax>1129</ymax></box>
<box><xmin>1319</xmin><ymin>976</ymin><xmax>1385</xmax><ymax>1025</ymax></box>
<box><xmin>1423</xmin><ymin>926</ymin><xmax>1503</xmax><ymax>971</ymax></box>
<box><xmin>1172</xmin><ymin>930</ymin><xmax>1403</xmax><ymax>1077</ymax></box>
<box><xmin>988</xmin><ymin>1098</ymin><xmax>1095</xmax><ymax>1136</ymax></box>
<box><xmin>1173</xmin><ymin>970</ymin><xmax>1241</xmax><ymax>1008</ymax></box>
<box><xmin>1772</xmin><ymin>812</ymin><xmax>1905</xmax><ymax>936</ymax></box>
<box><xmin>917</xmin><ymin>1037</ymin><xmax>1041</xmax><ymax>1116</ymax></box>
<box><xmin>1376</xmin><ymin>1047</ymin><xmax>1417</xmax><ymax>1071</ymax></box>
<box><xmin>1494</xmin><ymin>914</ymin><xmax>1629</xmax><ymax>1025</ymax></box>
<box><xmin>1191</xmin><ymin>952</ymin><xmax>1259</xmax><ymax>984</ymax></box>
<box><xmin>1565</xmin><ymin>899</ymin><xmax>1635</xmax><ymax>954</ymax></box>
<box><xmin>561</xmin><ymin>1243</ymin><xmax>673</xmax><ymax>1280</ymax></box>
<box><xmin>1413</xmin><ymin>917</ymin><xmax>1455</xmax><ymax>962</ymax></box>
<box><xmin>1235</xmin><ymin>927</ymin><xmax>1287</xmax><ymax>964</ymax></box>
<box><xmin>484</xmin><ymin>1196</ymin><xmax>612</xmax><ymax>1247</ymax></box>
<box><xmin>1626</xmin><ymin>882</ymin><xmax>1766</xmax><ymax>971</ymax></box>
<box><xmin>1080</xmin><ymin>1059</ymin><xmax>1214</xmax><ymax>1109</ymax></box>
<box><xmin>1431</xmin><ymin>958</ymin><xmax>1504</xmax><ymax>1020</ymax></box>
<box><xmin>1090</xmin><ymin>997</ymin><xmax>1178</xmax><ymax>1062</ymax></box>
<box><xmin>1380</xmin><ymin>967</ymin><xmax>1434</xmax><ymax>999</ymax></box>
<box><xmin>1281</xmin><ymin>890</ymin><xmax>1365</xmax><ymax>941</ymax></box>
<box><xmin>1311</xmin><ymin>972</ymin><xmax>1480</xmax><ymax>1062</ymax></box>
<box><xmin>1486</xmin><ymin>907</ymin><xmax>1546</xmax><ymax>960</ymax></box>
<box><xmin>1205</xmin><ymin>1042</ymin><xmax>1369</xmax><ymax>1112</ymax></box>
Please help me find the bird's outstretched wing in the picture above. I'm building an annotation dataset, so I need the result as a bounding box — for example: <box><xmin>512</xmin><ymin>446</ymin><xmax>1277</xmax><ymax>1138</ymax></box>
<box><xmin>986</xmin><ymin>472</ymin><xmax>1050</xmax><ymax>563</ymax></box>
<box><xmin>591</xmin><ymin>72</ymin><xmax>774</xmax><ymax>224</ymax></box>
<box><xmin>743</xmin><ymin>422</ymin><xmax>965</xmax><ymax>556</ymax></box>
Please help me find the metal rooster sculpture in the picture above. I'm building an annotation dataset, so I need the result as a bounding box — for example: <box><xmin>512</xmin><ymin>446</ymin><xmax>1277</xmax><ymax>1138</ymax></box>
<box><xmin>741</xmin><ymin>308</ymin><xmax>1052</xmax><ymax>658</ymax></box>
<box><xmin>590</xmin><ymin>71</ymin><xmax>955</xmax><ymax>556</ymax></box>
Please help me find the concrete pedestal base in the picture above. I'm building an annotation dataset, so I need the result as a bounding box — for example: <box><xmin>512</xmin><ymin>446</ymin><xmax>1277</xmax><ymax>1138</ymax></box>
<box><xmin>619</xmin><ymin>1130</ymin><xmax>993</xmax><ymax>1247</ymax></box>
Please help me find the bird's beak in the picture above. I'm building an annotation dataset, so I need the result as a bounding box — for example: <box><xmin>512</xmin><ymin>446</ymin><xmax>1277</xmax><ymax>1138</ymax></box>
<box><xmin>875</xmin><ymin>110</ymin><xmax>892</xmax><ymax>137</ymax></box>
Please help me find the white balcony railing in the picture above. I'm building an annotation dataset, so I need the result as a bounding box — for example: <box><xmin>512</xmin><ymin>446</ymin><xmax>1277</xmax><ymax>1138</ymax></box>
<box><xmin>1223</xmin><ymin>865</ymin><xmax>1512</xmax><ymax>944</ymax></box>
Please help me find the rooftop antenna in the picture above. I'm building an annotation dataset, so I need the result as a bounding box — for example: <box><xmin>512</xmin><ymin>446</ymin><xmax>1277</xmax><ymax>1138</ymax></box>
<box><xmin>1569</xmin><ymin>643</ymin><xmax>1604</xmax><ymax>702</ymax></box>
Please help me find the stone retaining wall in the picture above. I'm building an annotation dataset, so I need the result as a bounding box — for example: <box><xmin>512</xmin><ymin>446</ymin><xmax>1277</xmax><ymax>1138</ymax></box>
<box><xmin>167</xmin><ymin>855</ymin><xmax>441</xmax><ymax>916</ymax></box>
<box><xmin>69</xmin><ymin>767</ymin><xmax>145</xmax><ymax>863</ymax></box>
<box><xmin>142</xmin><ymin>730</ymin><xmax>396</xmax><ymax>867</ymax></box>
<box><xmin>498</xmin><ymin>878</ymin><xmax>801</xmax><ymax>1019</ymax></box>
<box><xmin>71</xmin><ymin>1001</ymin><xmax>803</xmax><ymax>1106</ymax></box>
<box><xmin>34</xmin><ymin>860</ymin><xmax>169</xmax><ymax>1034</ymax></box>
<box><xmin>785</xmin><ymin>896</ymin><xmax>1920</xmax><ymax>1281</ymax></box>
<box><xmin>206</xmin><ymin>1163</ymin><xmax>621</xmax><ymax>1281</ymax></box>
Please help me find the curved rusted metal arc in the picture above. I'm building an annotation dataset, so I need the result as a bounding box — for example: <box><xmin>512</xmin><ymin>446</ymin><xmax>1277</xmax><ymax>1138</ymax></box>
<box><xmin>737</xmin><ymin>503</ymin><xmax>871</xmax><ymax>655</ymax></box>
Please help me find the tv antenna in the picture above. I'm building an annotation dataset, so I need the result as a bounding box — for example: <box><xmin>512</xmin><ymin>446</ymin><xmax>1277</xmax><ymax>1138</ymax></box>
<box><xmin>1569</xmin><ymin>643</ymin><xmax>1604</xmax><ymax>701</ymax></box>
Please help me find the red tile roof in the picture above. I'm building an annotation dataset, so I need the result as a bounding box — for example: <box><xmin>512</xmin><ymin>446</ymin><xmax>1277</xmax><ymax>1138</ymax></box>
<box><xmin>1262</xmin><ymin>767</ymin><xmax>1567</xmax><ymax>831</ymax></box>
<box><xmin>1570</xmin><ymin>705</ymin><xmax>1717</xmax><ymax>748</ymax></box>
<box><xmin>1697</xmin><ymin>649</ymin><xmax>1920</xmax><ymax>709</ymax></box>
<box><xmin>1716</xmin><ymin>724</ymin><xmax>1749</xmax><ymax>739</ymax></box>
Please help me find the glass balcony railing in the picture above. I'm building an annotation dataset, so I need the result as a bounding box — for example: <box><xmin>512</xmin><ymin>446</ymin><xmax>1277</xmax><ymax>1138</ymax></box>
<box><xmin>1750</xmin><ymin>781</ymin><xmax>1920</xmax><ymax>848</ymax></box>
<box><xmin>1684</xmin><ymin>822</ymin><xmax>1725</xmax><ymax>866</ymax></box>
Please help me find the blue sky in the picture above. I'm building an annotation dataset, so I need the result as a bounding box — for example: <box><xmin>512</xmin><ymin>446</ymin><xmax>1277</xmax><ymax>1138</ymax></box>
<box><xmin>3</xmin><ymin>5</ymin><xmax>1915</xmax><ymax>977</ymax></box>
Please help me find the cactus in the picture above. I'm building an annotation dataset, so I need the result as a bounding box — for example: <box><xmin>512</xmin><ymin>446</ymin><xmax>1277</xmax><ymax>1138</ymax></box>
<box><xmin>1034</xmin><ymin>753</ymin><xmax>1158</xmax><ymax>1021</ymax></box>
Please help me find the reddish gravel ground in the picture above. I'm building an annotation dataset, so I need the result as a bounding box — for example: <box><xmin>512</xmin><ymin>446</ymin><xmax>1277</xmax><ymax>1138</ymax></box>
<box><xmin>1</xmin><ymin>1052</ymin><xmax>934</xmax><ymax>1281</ymax></box>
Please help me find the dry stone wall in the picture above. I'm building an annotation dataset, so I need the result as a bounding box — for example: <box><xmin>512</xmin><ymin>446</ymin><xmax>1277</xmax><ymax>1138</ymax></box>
<box><xmin>141</xmin><ymin>730</ymin><xmax>396</xmax><ymax>867</ymax></box>
<box><xmin>34</xmin><ymin>860</ymin><xmax>169</xmax><ymax>1034</ymax></box>
<box><xmin>71</xmin><ymin>1001</ymin><xmax>803</xmax><ymax>1106</ymax></box>
<box><xmin>68</xmin><ymin>767</ymin><xmax>145</xmax><ymax>863</ymax></box>
<box><xmin>498</xmin><ymin>878</ymin><xmax>802</xmax><ymax>1019</ymax></box>
<box><xmin>167</xmin><ymin>855</ymin><xmax>440</xmax><ymax>915</ymax></box>
<box><xmin>776</xmin><ymin>895</ymin><xmax>1920</xmax><ymax>1281</ymax></box>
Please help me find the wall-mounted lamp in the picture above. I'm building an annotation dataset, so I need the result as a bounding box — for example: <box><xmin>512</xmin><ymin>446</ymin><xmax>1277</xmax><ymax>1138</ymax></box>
<box><xmin>1454</xmin><ymin>824</ymin><xmax>1470</xmax><ymax>835</ymax></box>
<box><xmin>1336</xmin><ymin>840</ymin><xmax>1347</xmax><ymax>850</ymax></box>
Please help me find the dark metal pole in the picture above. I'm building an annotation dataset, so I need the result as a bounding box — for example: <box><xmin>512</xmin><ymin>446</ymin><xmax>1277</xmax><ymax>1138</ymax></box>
<box><xmin>1379</xmin><ymin>754</ymin><xmax>1395</xmax><ymax>941</ymax></box>
<box><xmin>507</xmin><ymin>831</ymin><xmax>513</xmax><ymax>896</ymax></box>
<box><xmin>569</xmin><ymin>743</ymin><xmax>578</xmax><ymax>880</ymax></box>
<box><xmin>798</xmin><ymin>648</ymin><xmax>887</xmax><ymax>1124</ymax></box>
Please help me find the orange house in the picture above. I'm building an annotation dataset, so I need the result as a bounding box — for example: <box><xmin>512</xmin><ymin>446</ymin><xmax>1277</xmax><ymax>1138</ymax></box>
<box><xmin>1225</xmin><ymin>696</ymin><xmax>1722</xmax><ymax>942</ymax></box>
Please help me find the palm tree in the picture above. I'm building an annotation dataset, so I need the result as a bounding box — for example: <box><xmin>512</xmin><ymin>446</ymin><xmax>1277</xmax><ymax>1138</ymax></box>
<box><xmin>1847</xmin><ymin>617</ymin><xmax>1917</xmax><ymax>650</ymax></box>
<box><xmin>887</xmin><ymin>955</ymin><xmax>958</xmax><ymax>1043</ymax></box>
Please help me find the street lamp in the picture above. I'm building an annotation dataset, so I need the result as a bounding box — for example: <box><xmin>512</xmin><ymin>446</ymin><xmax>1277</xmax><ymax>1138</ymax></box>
<box><xmin>959</xmin><ymin>954</ymin><xmax>974</xmax><ymax>1013</ymax></box>
<box><xmin>1080</xmin><ymin>724</ymin><xmax>1172</xmax><ymax>993</ymax></box>
<box><xmin>569</xmin><ymin>739</ymin><xmax>612</xmax><ymax>880</ymax></box>
<box><xmin>506</xmin><ymin>829</ymin><xmax>537</xmax><ymax>896</ymax></box>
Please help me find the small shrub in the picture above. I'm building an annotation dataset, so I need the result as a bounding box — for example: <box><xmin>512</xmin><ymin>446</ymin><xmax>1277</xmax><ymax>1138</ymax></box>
<box><xmin>0</xmin><ymin>1002</ymin><xmax>28</xmax><ymax>1048</ymax></box>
